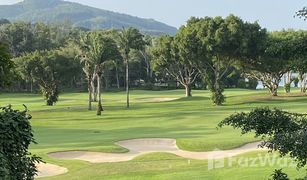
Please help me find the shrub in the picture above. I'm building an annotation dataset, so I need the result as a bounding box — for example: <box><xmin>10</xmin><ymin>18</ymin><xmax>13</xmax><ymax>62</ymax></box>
<box><xmin>0</xmin><ymin>105</ymin><xmax>42</xmax><ymax>179</ymax></box>
<box><xmin>284</xmin><ymin>83</ymin><xmax>291</xmax><ymax>93</ymax></box>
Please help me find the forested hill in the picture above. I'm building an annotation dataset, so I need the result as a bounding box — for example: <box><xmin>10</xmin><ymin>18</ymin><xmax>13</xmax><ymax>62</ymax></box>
<box><xmin>0</xmin><ymin>0</ymin><xmax>177</xmax><ymax>35</ymax></box>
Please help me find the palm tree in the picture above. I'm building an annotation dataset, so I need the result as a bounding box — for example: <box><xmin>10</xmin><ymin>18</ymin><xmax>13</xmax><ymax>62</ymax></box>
<box><xmin>84</xmin><ymin>31</ymin><xmax>120</xmax><ymax>115</ymax></box>
<box><xmin>76</xmin><ymin>34</ymin><xmax>95</xmax><ymax>110</ymax></box>
<box><xmin>116</xmin><ymin>27</ymin><xmax>145</xmax><ymax>108</ymax></box>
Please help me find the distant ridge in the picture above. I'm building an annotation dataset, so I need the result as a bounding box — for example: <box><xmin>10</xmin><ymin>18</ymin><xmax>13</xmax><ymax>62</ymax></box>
<box><xmin>0</xmin><ymin>0</ymin><xmax>177</xmax><ymax>35</ymax></box>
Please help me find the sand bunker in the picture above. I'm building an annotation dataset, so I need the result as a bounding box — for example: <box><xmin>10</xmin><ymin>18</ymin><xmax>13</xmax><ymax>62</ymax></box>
<box><xmin>49</xmin><ymin>138</ymin><xmax>265</xmax><ymax>163</ymax></box>
<box><xmin>35</xmin><ymin>163</ymin><xmax>68</xmax><ymax>178</ymax></box>
<box><xmin>135</xmin><ymin>98</ymin><xmax>179</xmax><ymax>103</ymax></box>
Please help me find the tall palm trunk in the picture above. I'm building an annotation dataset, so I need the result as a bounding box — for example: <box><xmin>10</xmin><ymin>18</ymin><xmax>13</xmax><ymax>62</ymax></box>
<box><xmin>115</xmin><ymin>64</ymin><xmax>120</xmax><ymax>89</ymax></box>
<box><xmin>125</xmin><ymin>56</ymin><xmax>130</xmax><ymax>108</ymax></box>
<box><xmin>87</xmin><ymin>74</ymin><xmax>92</xmax><ymax>110</ymax></box>
<box><xmin>97</xmin><ymin>72</ymin><xmax>103</xmax><ymax>115</ymax></box>
<box><xmin>91</xmin><ymin>73</ymin><xmax>98</xmax><ymax>102</ymax></box>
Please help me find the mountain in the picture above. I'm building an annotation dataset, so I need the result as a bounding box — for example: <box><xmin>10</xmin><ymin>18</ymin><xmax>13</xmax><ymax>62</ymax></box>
<box><xmin>0</xmin><ymin>0</ymin><xmax>177</xmax><ymax>35</ymax></box>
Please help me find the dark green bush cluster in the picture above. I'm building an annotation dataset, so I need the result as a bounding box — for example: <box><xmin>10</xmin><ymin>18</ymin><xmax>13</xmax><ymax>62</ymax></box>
<box><xmin>41</xmin><ymin>82</ymin><xmax>59</xmax><ymax>106</ymax></box>
<box><xmin>0</xmin><ymin>105</ymin><xmax>41</xmax><ymax>180</ymax></box>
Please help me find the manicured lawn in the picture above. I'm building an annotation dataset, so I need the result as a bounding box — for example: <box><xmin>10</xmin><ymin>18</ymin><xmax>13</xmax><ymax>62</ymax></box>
<box><xmin>0</xmin><ymin>89</ymin><xmax>306</xmax><ymax>179</ymax></box>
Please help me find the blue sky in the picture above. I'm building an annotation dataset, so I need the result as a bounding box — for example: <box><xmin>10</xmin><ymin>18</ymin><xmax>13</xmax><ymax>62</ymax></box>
<box><xmin>1</xmin><ymin>0</ymin><xmax>306</xmax><ymax>31</ymax></box>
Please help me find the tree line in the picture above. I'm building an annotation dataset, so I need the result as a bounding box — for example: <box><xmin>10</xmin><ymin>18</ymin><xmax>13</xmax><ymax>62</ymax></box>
<box><xmin>1</xmin><ymin>15</ymin><xmax>307</xmax><ymax>112</ymax></box>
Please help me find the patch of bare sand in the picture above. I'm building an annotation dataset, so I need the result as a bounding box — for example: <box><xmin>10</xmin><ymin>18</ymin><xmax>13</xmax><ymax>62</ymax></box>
<box><xmin>49</xmin><ymin>139</ymin><xmax>265</xmax><ymax>163</ymax></box>
<box><xmin>35</xmin><ymin>163</ymin><xmax>67</xmax><ymax>178</ymax></box>
<box><xmin>135</xmin><ymin>97</ymin><xmax>179</xmax><ymax>103</ymax></box>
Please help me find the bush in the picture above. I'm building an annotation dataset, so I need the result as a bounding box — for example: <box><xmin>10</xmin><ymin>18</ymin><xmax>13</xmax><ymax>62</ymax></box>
<box><xmin>40</xmin><ymin>82</ymin><xmax>59</xmax><ymax>106</ymax></box>
<box><xmin>284</xmin><ymin>83</ymin><xmax>291</xmax><ymax>93</ymax></box>
<box><xmin>0</xmin><ymin>105</ymin><xmax>42</xmax><ymax>179</ymax></box>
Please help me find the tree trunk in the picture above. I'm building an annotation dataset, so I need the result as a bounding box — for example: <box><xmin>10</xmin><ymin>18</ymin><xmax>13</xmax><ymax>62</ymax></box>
<box><xmin>270</xmin><ymin>88</ymin><xmax>278</xmax><ymax>96</ymax></box>
<box><xmin>298</xmin><ymin>72</ymin><xmax>306</xmax><ymax>93</ymax></box>
<box><xmin>91</xmin><ymin>75</ymin><xmax>97</xmax><ymax>102</ymax></box>
<box><xmin>87</xmin><ymin>75</ymin><xmax>92</xmax><ymax>110</ymax></box>
<box><xmin>115</xmin><ymin>65</ymin><xmax>120</xmax><ymax>89</ymax></box>
<box><xmin>269</xmin><ymin>82</ymin><xmax>279</xmax><ymax>96</ymax></box>
<box><xmin>97</xmin><ymin>74</ymin><xmax>103</xmax><ymax>115</ymax></box>
<box><xmin>212</xmin><ymin>71</ymin><xmax>224</xmax><ymax>106</ymax></box>
<box><xmin>126</xmin><ymin>57</ymin><xmax>130</xmax><ymax>108</ymax></box>
<box><xmin>30</xmin><ymin>80</ymin><xmax>33</xmax><ymax>93</ymax></box>
<box><xmin>284</xmin><ymin>71</ymin><xmax>292</xmax><ymax>93</ymax></box>
<box><xmin>185</xmin><ymin>85</ymin><xmax>192</xmax><ymax>97</ymax></box>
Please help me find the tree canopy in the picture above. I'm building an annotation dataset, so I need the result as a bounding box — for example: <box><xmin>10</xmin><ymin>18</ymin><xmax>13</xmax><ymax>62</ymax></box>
<box><xmin>219</xmin><ymin>107</ymin><xmax>307</xmax><ymax>179</ymax></box>
<box><xmin>0</xmin><ymin>42</ymin><xmax>14</xmax><ymax>88</ymax></box>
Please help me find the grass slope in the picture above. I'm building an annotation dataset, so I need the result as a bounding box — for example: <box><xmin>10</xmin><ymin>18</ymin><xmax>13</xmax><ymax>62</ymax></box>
<box><xmin>0</xmin><ymin>89</ymin><xmax>306</xmax><ymax>179</ymax></box>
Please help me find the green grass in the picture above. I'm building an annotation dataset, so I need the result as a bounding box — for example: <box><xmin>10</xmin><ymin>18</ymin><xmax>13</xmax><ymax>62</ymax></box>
<box><xmin>1</xmin><ymin>88</ymin><xmax>306</xmax><ymax>179</ymax></box>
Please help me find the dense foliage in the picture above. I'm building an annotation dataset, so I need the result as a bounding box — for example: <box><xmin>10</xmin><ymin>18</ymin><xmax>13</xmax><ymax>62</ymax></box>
<box><xmin>219</xmin><ymin>108</ymin><xmax>307</xmax><ymax>179</ymax></box>
<box><xmin>0</xmin><ymin>105</ymin><xmax>41</xmax><ymax>179</ymax></box>
<box><xmin>14</xmin><ymin>49</ymin><xmax>82</xmax><ymax>105</ymax></box>
<box><xmin>1</xmin><ymin>14</ymin><xmax>307</xmax><ymax>106</ymax></box>
<box><xmin>0</xmin><ymin>42</ymin><xmax>14</xmax><ymax>88</ymax></box>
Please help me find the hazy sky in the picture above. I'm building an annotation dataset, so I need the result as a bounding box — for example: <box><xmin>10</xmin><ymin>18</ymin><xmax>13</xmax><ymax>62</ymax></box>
<box><xmin>1</xmin><ymin>0</ymin><xmax>306</xmax><ymax>30</ymax></box>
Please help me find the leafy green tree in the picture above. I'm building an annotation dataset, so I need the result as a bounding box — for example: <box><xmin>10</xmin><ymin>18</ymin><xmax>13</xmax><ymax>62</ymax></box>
<box><xmin>153</xmin><ymin>35</ymin><xmax>199</xmax><ymax>97</ymax></box>
<box><xmin>76</xmin><ymin>33</ymin><xmax>96</xmax><ymax>110</ymax></box>
<box><xmin>240</xmin><ymin>32</ymin><xmax>291</xmax><ymax>96</ymax></box>
<box><xmin>32</xmin><ymin>23</ymin><xmax>54</xmax><ymax>51</ymax></box>
<box><xmin>0</xmin><ymin>21</ymin><xmax>79</xmax><ymax>58</ymax></box>
<box><xmin>116</xmin><ymin>27</ymin><xmax>145</xmax><ymax>108</ymax></box>
<box><xmin>287</xmin><ymin>30</ymin><xmax>307</xmax><ymax>93</ymax></box>
<box><xmin>0</xmin><ymin>22</ymin><xmax>35</xmax><ymax>57</ymax></box>
<box><xmin>29</xmin><ymin>51</ymin><xmax>59</xmax><ymax>106</ymax></box>
<box><xmin>15</xmin><ymin>49</ymin><xmax>80</xmax><ymax>106</ymax></box>
<box><xmin>0</xmin><ymin>105</ymin><xmax>42</xmax><ymax>179</ymax></box>
<box><xmin>181</xmin><ymin>15</ymin><xmax>262</xmax><ymax>104</ymax></box>
<box><xmin>219</xmin><ymin>107</ymin><xmax>307</xmax><ymax>179</ymax></box>
<box><xmin>15</xmin><ymin>53</ymin><xmax>37</xmax><ymax>92</ymax></box>
<box><xmin>262</xmin><ymin>30</ymin><xmax>307</xmax><ymax>94</ymax></box>
<box><xmin>0</xmin><ymin>42</ymin><xmax>14</xmax><ymax>88</ymax></box>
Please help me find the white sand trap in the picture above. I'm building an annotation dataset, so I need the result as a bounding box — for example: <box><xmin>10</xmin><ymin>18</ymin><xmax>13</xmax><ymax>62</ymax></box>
<box><xmin>136</xmin><ymin>98</ymin><xmax>179</xmax><ymax>103</ymax></box>
<box><xmin>49</xmin><ymin>139</ymin><xmax>265</xmax><ymax>163</ymax></box>
<box><xmin>35</xmin><ymin>163</ymin><xmax>68</xmax><ymax>178</ymax></box>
